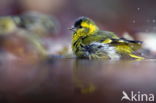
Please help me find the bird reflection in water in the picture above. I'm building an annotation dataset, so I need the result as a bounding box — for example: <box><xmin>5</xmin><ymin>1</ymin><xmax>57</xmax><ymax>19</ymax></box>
<box><xmin>72</xmin><ymin>59</ymin><xmax>102</xmax><ymax>94</ymax></box>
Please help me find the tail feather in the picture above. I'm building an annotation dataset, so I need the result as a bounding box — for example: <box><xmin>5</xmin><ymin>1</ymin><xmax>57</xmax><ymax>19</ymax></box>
<box><xmin>120</xmin><ymin>38</ymin><xmax>142</xmax><ymax>43</ymax></box>
<box><xmin>129</xmin><ymin>54</ymin><xmax>144</xmax><ymax>60</ymax></box>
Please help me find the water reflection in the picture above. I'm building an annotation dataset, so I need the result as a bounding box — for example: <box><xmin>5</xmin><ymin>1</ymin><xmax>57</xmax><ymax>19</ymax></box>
<box><xmin>72</xmin><ymin>60</ymin><xmax>101</xmax><ymax>94</ymax></box>
<box><xmin>0</xmin><ymin>59</ymin><xmax>156</xmax><ymax>103</ymax></box>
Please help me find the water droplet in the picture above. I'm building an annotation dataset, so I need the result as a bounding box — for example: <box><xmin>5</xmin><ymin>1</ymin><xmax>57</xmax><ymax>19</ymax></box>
<box><xmin>132</xmin><ymin>20</ymin><xmax>136</xmax><ymax>23</ymax></box>
<box><xmin>137</xmin><ymin>8</ymin><xmax>140</xmax><ymax>11</ymax></box>
<box><xmin>152</xmin><ymin>19</ymin><xmax>156</xmax><ymax>23</ymax></box>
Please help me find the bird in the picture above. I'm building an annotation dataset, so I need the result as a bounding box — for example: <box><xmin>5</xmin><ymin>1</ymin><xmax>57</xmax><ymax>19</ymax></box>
<box><xmin>70</xmin><ymin>16</ymin><xmax>144</xmax><ymax>60</ymax></box>
<box><xmin>13</xmin><ymin>11</ymin><xmax>58</xmax><ymax>36</ymax></box>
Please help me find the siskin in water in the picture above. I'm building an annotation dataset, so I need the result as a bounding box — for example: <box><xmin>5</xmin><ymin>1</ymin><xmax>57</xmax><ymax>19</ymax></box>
<box><xmin>70</xmin><ymin>17</ymin><xmax>144</xmax><ymax>60</ymax></box>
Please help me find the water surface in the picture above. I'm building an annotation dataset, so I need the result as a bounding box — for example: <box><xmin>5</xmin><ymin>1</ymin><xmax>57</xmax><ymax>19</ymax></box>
<box><xmin>0</xmin><ymin>59</ymin><xmax>156</xmax><ymax>103</ymax></box>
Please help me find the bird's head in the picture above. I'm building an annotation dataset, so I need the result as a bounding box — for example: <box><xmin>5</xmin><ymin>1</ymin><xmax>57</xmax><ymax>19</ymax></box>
<box><xmin>70</xmin><ymin>17</ymin><xmax>99</xmax><ymax>36</ymax></box>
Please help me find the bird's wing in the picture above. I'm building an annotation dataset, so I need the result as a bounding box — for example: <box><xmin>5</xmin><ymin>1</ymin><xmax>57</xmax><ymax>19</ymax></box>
<box><xmin>82</xmin><ymin>31</ymin><xmax>142</xmax><ymax>52</ymax></box>
<box><xmin>109</xmin><ymin>38</ymin><xmax>143</xmax><ymax>51</ymax></box>
<box><xmin>98</xmin><ymin>31</ymin><xmax>142</xmax><ymax>51</ymax></box>
<box><xmin>97</xmin><ymin>31</ymin><xmax>119</xmax><ymax>39</ymax></box>
<box><xmin>108</xmin><ymin>38</ymin><xmax>144</xmax><ymax>59</ymax></box>
<box><xmin>82</xmin><ymin>31</ymin><xmax>119</xmax><ymax>45</ymax></box>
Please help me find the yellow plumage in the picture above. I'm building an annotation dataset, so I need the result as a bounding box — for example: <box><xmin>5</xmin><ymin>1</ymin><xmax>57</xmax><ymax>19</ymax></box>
<box><xmin>70</xmin><ymin>17</ymin><xmax>144</xmax><ymax>60</ymax></box>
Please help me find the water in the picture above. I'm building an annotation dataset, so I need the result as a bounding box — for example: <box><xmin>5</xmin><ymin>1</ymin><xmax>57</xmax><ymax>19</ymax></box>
<box><xmin>0</xmin><ymin>59</ymin><xmax>156</xmax><ymax>103</ymax></box>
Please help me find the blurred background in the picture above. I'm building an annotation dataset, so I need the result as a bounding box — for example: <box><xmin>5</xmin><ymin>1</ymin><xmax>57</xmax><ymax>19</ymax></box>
<box><xmin>0</xmin><ymin>0</ymin><xmax>156</xmax><ymax>34</ymax></box>
<box><xmin>1</xmin><ymin>0</ymin><xmax>156</xmax><ymax>34</ymax></box>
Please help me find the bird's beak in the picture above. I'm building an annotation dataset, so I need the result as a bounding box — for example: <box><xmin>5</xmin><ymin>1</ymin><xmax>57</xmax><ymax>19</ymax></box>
<box><xmin>68</xmin><ymin>26</ymin><xmax>76</xmax><ymax>32</ymax></box>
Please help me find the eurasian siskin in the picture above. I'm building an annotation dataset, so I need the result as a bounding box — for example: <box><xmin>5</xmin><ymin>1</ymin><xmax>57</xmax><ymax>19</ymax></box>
<box><xmin>70</xmin><ymin>17</ymin><xmax>144</xmax><ymax>60</ymax></box>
